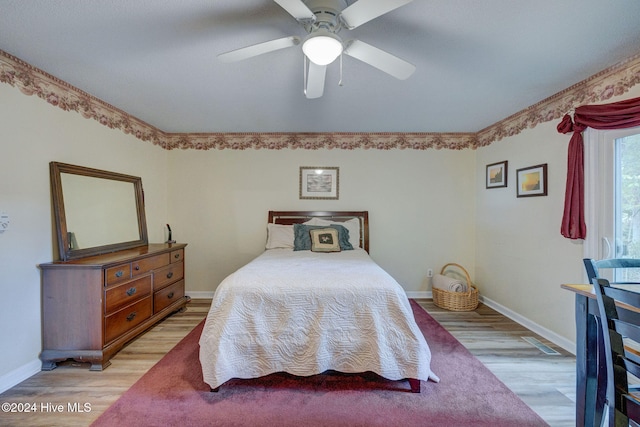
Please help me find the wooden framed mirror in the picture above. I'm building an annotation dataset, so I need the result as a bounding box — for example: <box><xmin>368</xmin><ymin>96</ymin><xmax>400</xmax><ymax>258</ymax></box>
<box><xmin>50</xmin><ymin>162</ymin><xmax>148</xmax><ymax>261</ymax></box>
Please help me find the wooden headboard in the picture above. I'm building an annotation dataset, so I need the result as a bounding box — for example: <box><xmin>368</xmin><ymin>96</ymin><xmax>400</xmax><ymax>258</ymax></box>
<box><xmin>268</xmin><ymin>211</ymin><xmax>369</xmax><ymax>253</ymax></box>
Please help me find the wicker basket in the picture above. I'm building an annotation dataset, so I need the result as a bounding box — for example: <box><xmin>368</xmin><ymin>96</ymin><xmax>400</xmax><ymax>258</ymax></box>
<box><xmin>432</xmin><ymin>263</ymin><xmax>479</xmax><ymax>311</ymax></box>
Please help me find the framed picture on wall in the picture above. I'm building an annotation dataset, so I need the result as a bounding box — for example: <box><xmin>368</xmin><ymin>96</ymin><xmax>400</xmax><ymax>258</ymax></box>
<box><xmin>486</xmin><ymin>161</ymin><xmax>508</xmax><ymax>188</ymax></box>
<box><xmin>299</xmin><ymin>167</ymin><xmax>339</xmax><ymax>200</ymax></box>
<box><xmin>516</xmin><ymin>163</ymin><xmax>548</xmax><ymax>197</ymax></box>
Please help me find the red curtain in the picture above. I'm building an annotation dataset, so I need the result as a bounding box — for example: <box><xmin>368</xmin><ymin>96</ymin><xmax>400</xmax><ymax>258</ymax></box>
<box><xmin>557</xmin><ymin>96</ymin><xmax>640</xmax><ymax>239</ymax></box>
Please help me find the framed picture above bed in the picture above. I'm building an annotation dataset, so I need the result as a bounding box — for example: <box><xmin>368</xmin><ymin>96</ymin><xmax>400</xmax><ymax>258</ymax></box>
<box><xmin>516</xmin><ymin>163</ymin><xmax>548</xmax><ymax>197</ymax></box>
<box><xmin>486</xmin><ymin>161</ymin><xmax>508</xmax><ymax>189</ymax></box>
<box><xmin>299</xmin><ymin>167</ymin><xmax>339</xmax><ymax>200</ymax></box>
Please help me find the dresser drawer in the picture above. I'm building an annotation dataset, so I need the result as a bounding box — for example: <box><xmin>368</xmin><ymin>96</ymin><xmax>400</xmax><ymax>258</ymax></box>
<box><xmin>105</xmin><ymin>263</ymin><xmax>131</xmax><ymax>286</ymax></box>
<box><xmin>132</xmin><ymin>253</ymin><xmax>171</xmax><ymax>277</ymax></box>
<box><xmin>154</xmin><ymin>261</ymin><xmax>184</xmax><ymax>290</ymax></box>
<box><xmin>154</xmin><ymin>280</ymin><xmax>185</xmax><ymax>313</ymax></box>
<box><xmin>105</xmin><ymin>275</ymin><xmax>152</xmax><ymax>315</ymax></box>
<box><xmin>170</xmin><ymin>249</ymin><xmax>184</xmax><ymax>263</ymax></box>
<box><xmin>104</xmin><ymin>297</ymin><xmax>152</xmax><ymax>343</ymax></box>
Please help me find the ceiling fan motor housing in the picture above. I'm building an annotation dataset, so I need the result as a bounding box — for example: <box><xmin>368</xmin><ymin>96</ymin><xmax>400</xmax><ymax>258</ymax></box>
<box><xmin>303</xmin><ymin>0</ymin><xmax>348</xmax><ymax>34</ymax></box>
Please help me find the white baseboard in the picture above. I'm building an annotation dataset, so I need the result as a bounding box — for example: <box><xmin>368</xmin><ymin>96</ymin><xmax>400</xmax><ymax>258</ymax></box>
<box><xmin>480</xmin><ymin>296</ymin><xmax>575</xmax><ymax>355</ymax></box>
<box><xmin>0</xmin><ymin>359</ymin><xmax>41</xmax><ymax>394</ymax></box>
<box><xmin>186</xmin><ymin>291</ymin><xmax>216</xmax><ymax>299</ymax></box>
<box><xmin>405</xmin><ymin>291</ymin><xmax>431</xmax><ymax>299</ymax></box>
<box><xmin>405</xmin><ymin>291</ymin><xmax>575</xmax><ymax>355</ymax></box>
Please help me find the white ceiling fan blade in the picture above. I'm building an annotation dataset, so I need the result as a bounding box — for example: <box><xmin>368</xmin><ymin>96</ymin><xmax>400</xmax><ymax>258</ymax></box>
<box><xmin>305</xmin><ymin>61</ymin><xmax>327</xmax><ymax>99</ymax></box>
<box><xmin>274</xmin><ymin>0</ymin><xmax>316</xmax><ymax>22</ymax></box>
<box><xmin>340</xmin><ymin>0</ymin><xmax>414</xmax><ymax>29</ymax></box>
<box><xmin>218</xmin><ymin>36</ymin><xmax>300</xmax><ymax>63</ymax></box>
<box><xmin>343</xmin><ymin>39</ymin><xmax>415</xmax><ymax>80</ymax></box>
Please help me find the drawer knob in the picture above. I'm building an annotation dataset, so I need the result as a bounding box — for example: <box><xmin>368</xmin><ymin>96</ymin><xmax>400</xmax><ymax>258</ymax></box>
<box><xmin>126</xmin><ymin>311</ymin><xmax>137</xmax><ymax>322</ymax></box>
<box><xmin>174</xmin><ymin>253</ymin><xmax>180</xmax><ymax>259</ymax></box>
<box><xmin>134</xmin><ymin>265</ymin><xmax>140</xmax><ymax>271</ymax></box>
<box><xmin>126</xmin><ymin>287</ymin><xmax>137</xmax><ymax>296</ymax></box>
<box><xmin>167</xmin><ymin>292</ymin><xmax>175</xmax><ymax>299</ymax></box>
<box><xmin>115</xmin><ymin>270</ymin><xmax>124</xmax><ymax>278</ymax></box>
<box><xmin>166</xmin><ymin>272</ymin><xmax>174</xmax><ymax>279</ymax></box>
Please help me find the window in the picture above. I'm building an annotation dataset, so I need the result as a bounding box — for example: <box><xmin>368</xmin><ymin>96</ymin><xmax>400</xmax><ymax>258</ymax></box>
<box><xmin>585</xmin><ymin>126</ymin><xmax>640</xmax><ymax>281</ymax></box>
<box><xmin>616</xmin><ymin>133</ymin><xmax>640</xmax><ymax>258</ymax></box>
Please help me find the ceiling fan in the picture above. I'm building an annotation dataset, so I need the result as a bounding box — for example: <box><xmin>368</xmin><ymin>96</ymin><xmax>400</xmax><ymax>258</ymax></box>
<box><xmin>218</xmin><ymin>0</ymin><xmax>416</xmax><ymax>99</ymax></box>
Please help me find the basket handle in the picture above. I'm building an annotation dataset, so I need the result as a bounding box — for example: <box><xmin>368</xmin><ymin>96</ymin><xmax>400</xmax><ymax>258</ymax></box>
<box><xmin>439</xmin><ymin>263</ymin><xmax>474</xmax><ymax>296</ymax></box>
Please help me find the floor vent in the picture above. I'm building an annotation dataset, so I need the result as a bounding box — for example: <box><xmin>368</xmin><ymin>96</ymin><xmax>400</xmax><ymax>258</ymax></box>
<box><xmin>522</xmin><ymin>336</ymin><xmax>561</xmax><ymax>355</ymax></box>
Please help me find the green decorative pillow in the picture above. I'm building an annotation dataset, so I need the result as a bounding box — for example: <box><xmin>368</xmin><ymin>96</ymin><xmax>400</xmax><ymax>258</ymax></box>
<box><xmin>293</xmin><ymin>224</ymin><xmax>353</xmax><ymax>251</ymax></box>
<box><xmin>309</xmin><ymin>228</ymin><xmax>341</xmax><ymax>252</ymax></box>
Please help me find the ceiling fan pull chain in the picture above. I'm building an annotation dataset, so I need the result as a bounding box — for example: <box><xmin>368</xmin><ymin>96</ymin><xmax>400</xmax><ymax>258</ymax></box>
<box><xmin>303</xmin><ymin>55</ymin><xmax>307</xmax><ymax>96</ymax></box>
<box><xmin>338</xmin><ymin>53</ymin><xmax>343</xmax><ymax>86</ymax></box>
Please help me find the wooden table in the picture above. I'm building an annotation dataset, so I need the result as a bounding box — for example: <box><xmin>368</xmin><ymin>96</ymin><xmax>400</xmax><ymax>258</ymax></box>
<box><xmin>561</xmin><ymin>284</ymin><xmax>605</xmax><ymax>427</ymax></box>
<box><xmin>562</xmin><ymin>283</ymin><xmax>640</xmax><ymax>426</ymax></box>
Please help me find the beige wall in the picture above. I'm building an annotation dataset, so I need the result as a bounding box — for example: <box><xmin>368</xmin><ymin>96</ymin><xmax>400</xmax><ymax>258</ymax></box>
<box><xmin>0</xmin><ymin>84</ymin><xmax>169</xmax><ymax>383</ymax></box>
<box><xmin>166</xmin><ymin>148</ymin><xmax>476</xmax><ymax>295</ymax></box>
<box><xmin>475</xmin><ymin>84</ymin><xmax>640</xmax><ymax>346</ymax></box>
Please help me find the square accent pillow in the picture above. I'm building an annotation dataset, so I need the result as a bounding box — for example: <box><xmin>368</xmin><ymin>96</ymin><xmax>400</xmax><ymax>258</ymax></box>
<box><xmin>306</xmin><ymin>217</ymin><xmax>360</xmax><ymax>249</ymax></box>
<box><xmin>293</xmin><ymin>223</ymin><xmax>353</xmax><ymax>251</ymax></box>
<box><xmin>309</xmin><ymin>228</ymin><xmax>341</xmax><ymax>252</ymax></box>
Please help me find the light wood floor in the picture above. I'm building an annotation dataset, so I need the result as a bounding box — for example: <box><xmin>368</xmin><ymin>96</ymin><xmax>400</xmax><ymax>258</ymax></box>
<box><xmin>0</xmin><ymin>299</ymin><xmax>576</xmax><ymax>427</ymax></box>
<box><xmin>417</xmin><ymin>299</ymin><xmax>576</xmax><ymax>427</ymax></box>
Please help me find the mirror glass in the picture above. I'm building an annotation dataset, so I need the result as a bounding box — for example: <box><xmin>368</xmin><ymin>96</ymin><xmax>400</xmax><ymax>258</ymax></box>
<box><xmin>50</xmin><ymin>162</ymin><xmax>148</xmax><ymax>261</ymax></box>
<box><xmin>61</xmin><ymin>173</ymin><xmax>140</xmax><ymax>249</ymax></box>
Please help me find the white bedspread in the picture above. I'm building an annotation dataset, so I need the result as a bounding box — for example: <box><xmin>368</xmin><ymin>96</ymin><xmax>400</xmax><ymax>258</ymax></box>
<box><xmin>199</xmin><ymin>248</ymin><xmax>439</xmax><ymax>389</ymax></box>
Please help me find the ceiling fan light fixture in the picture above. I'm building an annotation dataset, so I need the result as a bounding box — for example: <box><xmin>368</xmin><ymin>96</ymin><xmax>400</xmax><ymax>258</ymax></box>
<box><xmin>303</xmin><ymin>31</ymin><xmax>343</xmax><ymax>65</ymax></box>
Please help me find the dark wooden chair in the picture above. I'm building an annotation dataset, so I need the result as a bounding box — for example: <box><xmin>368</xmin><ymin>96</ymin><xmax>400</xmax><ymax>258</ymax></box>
<box><xmin>584</xmin><ymin>258</ymin><xmax>640</xmax><ymax>285</ymax></box>
<box><xmin>583</xmin><ymin>259</ymin><xmax>640</xmax><ymax>426</ymax></box>
<box><xmin>592</xmin><ymin>277</ymin><xmax>640</xmax><ymax>426</ymax></box>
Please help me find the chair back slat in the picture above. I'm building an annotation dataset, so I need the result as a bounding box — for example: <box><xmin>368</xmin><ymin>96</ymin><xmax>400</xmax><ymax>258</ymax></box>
<box><xmin>602</xmin><ymin>285</ymin><xmax>640</xmax><ymax>308</ymax></box>
<box><xmin>592</xmin><ymin>277</ymin><xmax>640</xmax><ymax>426</ymax></box>
<box><xmin>584</xmin><ymin>258</ymin><xmax>640</xmax><ymax>284</ymax></box>
<box><xmin>615</xmin><ymin>320</ymin><xmax>640</xmax><ymax>345</ymax></box>
<box><xmin>594</xmin><ymin>259</ymin><xmax>640</xmax><ymax>270</ymax></box>
<box><xmin>623</xmin><ymin>357</ymin><xmax>640</xmax><ymax>380</ymax></box>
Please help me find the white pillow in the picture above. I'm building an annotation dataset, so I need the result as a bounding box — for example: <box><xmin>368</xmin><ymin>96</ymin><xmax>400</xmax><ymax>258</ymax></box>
<box><xmin>265</xmin><ymin>223</ymin><xmax>294</xmax><ymax>249</ymax></box>
<box><xmin>306</xmin><ymin>217</ymin><xmax>361</xmax><ymax>248</ymax></box>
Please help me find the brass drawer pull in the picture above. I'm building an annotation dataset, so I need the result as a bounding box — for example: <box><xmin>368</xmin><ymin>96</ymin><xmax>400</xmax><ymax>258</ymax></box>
<box><xmin>166</xmin><ymin>272</ymin><xmax>174</xmax><ymax>279</ymax></box>
<box><xmin>126</xmin><ymin>287</ymin><xmax>137</xmax><ymax>296</ymax></box>
<box><xmin>167</xmin><ymin>292</ymin><xmax>175</xmax><ymax>299</ymax></box>
<box><xmin>126</xmin><ymin>311</ymin><xmax>137</xmax><ymax>322</ymax></box>
<box><xmin>115</xmin><ymin>270</ymin><xmax>124</xmax><ymax>278</ymax></box>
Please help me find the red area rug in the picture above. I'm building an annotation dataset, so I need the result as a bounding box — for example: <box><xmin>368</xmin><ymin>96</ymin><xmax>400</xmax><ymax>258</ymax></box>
<box><xmin>91</xmin><ymin>301</ymin><xmax>548</xmax><ymax>426</ymax></box>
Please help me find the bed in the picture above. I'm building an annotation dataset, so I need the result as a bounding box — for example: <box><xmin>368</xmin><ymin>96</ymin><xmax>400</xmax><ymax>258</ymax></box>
<box><xmin>198</xmin><ymin>211</ymin><xmax>439</xmax><ymax>393</ymax></box>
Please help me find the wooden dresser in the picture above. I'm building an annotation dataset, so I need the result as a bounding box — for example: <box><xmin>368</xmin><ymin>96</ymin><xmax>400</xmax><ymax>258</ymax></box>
<box><xmin>39</xmin><ymin>243</ymin><xmax>188</xmax><ymax>371</ymax></box>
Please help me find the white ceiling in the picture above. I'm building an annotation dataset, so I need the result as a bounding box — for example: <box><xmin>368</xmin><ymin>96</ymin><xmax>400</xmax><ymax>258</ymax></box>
<box><xmin>1</xmin><ymin>0</ymin><xmax>640</xmax><ymax>134</ymax></box>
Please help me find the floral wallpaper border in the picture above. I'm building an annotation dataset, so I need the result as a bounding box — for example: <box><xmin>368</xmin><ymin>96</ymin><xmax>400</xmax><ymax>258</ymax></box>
<box><xmin>1</xmin><ymin>49</ymin><xmax>639</xmax><ymax>150</ymax></box>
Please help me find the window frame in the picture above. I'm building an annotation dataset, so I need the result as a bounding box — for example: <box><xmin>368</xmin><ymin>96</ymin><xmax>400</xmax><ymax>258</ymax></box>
<box><xmin>584</xmin><ymin>126</ymin><xmax>640</xmax><ymax>268</ymax></box>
